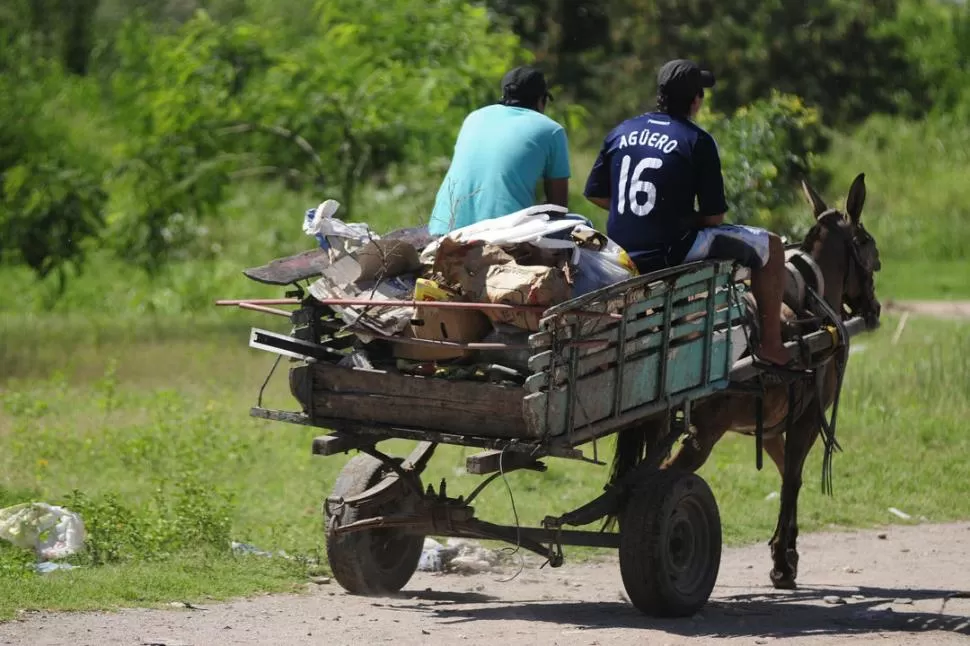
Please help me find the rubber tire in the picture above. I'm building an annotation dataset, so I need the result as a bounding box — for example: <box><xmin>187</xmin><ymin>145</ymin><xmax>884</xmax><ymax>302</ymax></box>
<box><xmin>325</xmin><ymin>454</ymin><xmax>424</xmax><ymax>595</ymax></box>
<box><xmin>618</xmin><ymin>469</ymin><xmax>722</xmax><ymax>618</ymax></box>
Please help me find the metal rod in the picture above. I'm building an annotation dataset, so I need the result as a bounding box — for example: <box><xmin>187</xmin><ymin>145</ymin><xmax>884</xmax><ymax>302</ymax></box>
<box><xmin>729</xmin><ymin>316</ymin><xmax>866</xmax><ymax>382</ymax></box>
<box><xmin>238</xmin><ymin>302</ymin><xmax>293</xmax><ymax>317</ymax></box>
<box><xmin>216</xmin><ymin>298</ymin><xmax>301</xmax><ymax>306</ymax></box>
<box><xmin>311</xmin><ymin>297</ymin><xmax>622</xmax><ymax>320</ymax></box>
<box><xmin>363</xmin><ymin>331</ymin><xmax>608</xmax><ymax>351</ymax></box>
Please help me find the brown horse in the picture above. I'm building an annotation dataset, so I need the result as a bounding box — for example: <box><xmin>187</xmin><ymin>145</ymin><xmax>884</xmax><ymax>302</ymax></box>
<box><xmin>611</xmin><ymin>173</ymin><xmax>883</xmax><ymax>590</ymax></box>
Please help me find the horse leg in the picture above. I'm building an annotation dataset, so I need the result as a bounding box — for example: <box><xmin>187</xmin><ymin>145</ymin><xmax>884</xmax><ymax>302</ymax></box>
<box><xmin>768</xmin><ymin>415</ymin><xmax>820</xmax><ymax>589</ymax></box>
<box><xmin>661</xmin><ymin>423</ymin><xmax>728</xmax><ymax>473</ymax></box>
<box><xmin>763</xmin><ymin>434</ymin><xmax>785</xmax><ymax>477</ymax></box>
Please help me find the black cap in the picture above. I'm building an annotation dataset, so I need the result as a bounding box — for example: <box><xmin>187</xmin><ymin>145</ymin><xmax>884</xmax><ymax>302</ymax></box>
<box><xmin>657</xmin><ymin>59</ymin><xmax>715</xmax><ymax>101</ymax></box>
<box><xmin>500</xmin><ymin>66</ymin><xmax>554</xmax><ymax>106</ymax></box>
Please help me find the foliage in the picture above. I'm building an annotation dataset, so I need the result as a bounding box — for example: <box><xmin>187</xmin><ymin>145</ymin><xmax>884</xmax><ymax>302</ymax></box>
<box><xmin>0</xmin><ymin>33</ymin><xmax>108</xmax><ymax>285</ymax></box>
<box><xmin>63</xmin><ymin>481</ymin><xmax>233</xmax><ymax>565</ymax></box>
<box><xmin>883</xmin><ymin>0</ymin><xmax>970</xmax><ymax>121</ymax></box>
<box><xmin>104</xmin><ymin>1</ymin><xmax>523</xmax><ymax>269</ymax></box>
<box><xmin>699</xmin><ymin>92</ymin><xmax>830</xmax><ymax>234</ymax></box>
<box><xmin>816</xmin><ymin>113</ymin><xmax>970</xmax><ymax>261</ymax></box>
<box><xmin>491</xmin><ymin>0</ymin><xmax>923</xmax><ymax>129</ymax></box>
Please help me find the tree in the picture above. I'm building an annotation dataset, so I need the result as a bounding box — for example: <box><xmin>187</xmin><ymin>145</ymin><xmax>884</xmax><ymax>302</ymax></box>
<box><xmin>106</xmin><ymin>1</ymin><xmax>525</xmax><ymax>268</ymax></box>
<box><xmin>489</xmin><ymin>0</ymin><xmax>923</xmax><ymax>127</ymax></box>
<box><xmin>0</xmin><ymin>32</ymin><xmax>107</xmax><ymax>285</ymax></box>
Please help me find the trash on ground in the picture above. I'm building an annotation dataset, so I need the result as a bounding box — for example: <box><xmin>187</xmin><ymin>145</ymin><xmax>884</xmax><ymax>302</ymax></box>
<box><xmin>230</xmin><ymin>541</ymin><xmax>293</xmax><ymax>560</ymax></box>
<box><xmin>0</xmin><ymin>502</ymin><xmax>86</xmax><ymax>560</ymax></box>
<box><xmin>888</xmin><ymin>507</ymin><xmax>912</xmax><ymax>520</ymax></box>
<box><xmin>35</xmin><ymin>562</ymin><xmax>80</xmax><ymax>574</ymax></box>
<box><xmin>417</xmin><ymin>537</ymin><xmax>505</xmax><ymax>574</ymax></box>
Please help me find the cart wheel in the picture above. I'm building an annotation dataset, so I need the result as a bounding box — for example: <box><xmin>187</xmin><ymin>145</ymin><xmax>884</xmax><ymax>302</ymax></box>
<box><xmin>325</xmin><ymin>454</ymin><xmax>424</xmax><ymax>595</ymax></box>
<box><xmin>618</xmin><ymin>469</ymin><xmax>721</xmax><ymax>618</ymax></box>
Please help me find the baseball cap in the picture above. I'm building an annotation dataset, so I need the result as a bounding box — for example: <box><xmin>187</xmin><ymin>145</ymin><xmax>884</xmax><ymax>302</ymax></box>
<box><xmin>657</xmin><ymin>59</ymin><xmax>716</xmax><ymax>100</ymax></box>
<box><xmin>500</xmin><ymin>67</ymin><xmax>554</xmax><ymax>106</ymax></box>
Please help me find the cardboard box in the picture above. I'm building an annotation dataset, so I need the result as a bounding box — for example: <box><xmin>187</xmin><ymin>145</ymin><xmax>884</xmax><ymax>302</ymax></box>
<box><xmin>393</xmin><ymin>306</ymin><xmax>492</xmax><ymax>361</ymax></box>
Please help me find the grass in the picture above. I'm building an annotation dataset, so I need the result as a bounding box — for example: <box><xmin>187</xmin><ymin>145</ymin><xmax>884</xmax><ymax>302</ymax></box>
<box><xmin>1</xmin><ymin>306</ymin><xmax>969</xmax><ymax>619</ymax></box>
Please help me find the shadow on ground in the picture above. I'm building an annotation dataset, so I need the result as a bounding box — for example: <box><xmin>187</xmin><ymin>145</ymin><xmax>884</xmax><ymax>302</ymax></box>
<box><xmin>384</xmin><ymin>584</ymin><xmax>970</xmax><ymax>639</ymax></box>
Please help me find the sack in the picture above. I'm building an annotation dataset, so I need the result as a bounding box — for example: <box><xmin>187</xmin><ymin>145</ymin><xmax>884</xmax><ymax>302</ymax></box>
<box><xmin>481</xmin><ymin>263</ymin><xmax>571</xmax><ymax>331</ymax></box>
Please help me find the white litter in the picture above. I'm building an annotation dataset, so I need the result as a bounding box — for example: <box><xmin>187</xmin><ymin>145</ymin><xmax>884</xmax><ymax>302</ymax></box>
<box><xmin>0</xmin><ymin>502</ymin><xmax>86</xmax><ymax>560</ymax></box>
<box><xmin>888</xmin><ymin>507</ymin><xmax>912</xmax><ymax>520</ymax></box>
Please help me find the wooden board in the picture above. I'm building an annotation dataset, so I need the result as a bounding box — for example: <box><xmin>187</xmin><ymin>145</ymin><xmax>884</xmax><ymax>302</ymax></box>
<box><xmin>523</xmin><ymin>333</ymin><xmax>732</xmax><ymax>437</ymax></box>
<box><xmin>290</xmin><ymin>363</ymin><xmax>532</xmax><ymax>438</ymax></box>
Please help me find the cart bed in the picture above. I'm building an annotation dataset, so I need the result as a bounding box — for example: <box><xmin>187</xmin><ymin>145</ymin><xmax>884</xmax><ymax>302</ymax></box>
<box><xmin>285</xmin><ymin>260</ymin><xmax>747</xmax><ymax>444</ymax></box>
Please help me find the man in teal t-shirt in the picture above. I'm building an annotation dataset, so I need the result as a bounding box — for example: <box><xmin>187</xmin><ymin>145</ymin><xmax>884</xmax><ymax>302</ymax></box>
<box><xmin>428</xmin><ymin>67</ymin><xmax>571</xmax><ymax>235</ymax></box>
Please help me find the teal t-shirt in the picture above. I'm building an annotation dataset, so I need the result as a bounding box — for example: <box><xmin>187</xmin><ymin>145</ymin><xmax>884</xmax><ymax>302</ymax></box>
<box><xmin>428</xmin><ymin>104</ymin><xmax>571</xmax><ymax>235</ymax></box>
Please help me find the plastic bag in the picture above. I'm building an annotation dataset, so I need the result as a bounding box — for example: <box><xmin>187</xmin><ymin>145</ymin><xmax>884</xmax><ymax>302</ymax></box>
<box><xmin>302</xmin><ymin>199</ymin><xmax>375</xmax><ymax>251</ymax></box>
<box><xmin>0</xmin><ymin>502</ymin><xmax>86</xmax><ymax>560</ymax></box>
<box><xmin>569</xmin><ymin>226</ymin><xmax>639</xmax><ymax>296</ymax></box>
<box><xmin>419</xmin><ymin>204</ymin><xmax>582</xmax><ymax>263</ymax></box>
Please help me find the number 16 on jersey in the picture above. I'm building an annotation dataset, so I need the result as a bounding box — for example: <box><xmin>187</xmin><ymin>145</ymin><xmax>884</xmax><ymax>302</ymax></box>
<box><xmin>617</xmin><ymin>155</ymin><xmax>663</xmax><ymax>217</ymax></box>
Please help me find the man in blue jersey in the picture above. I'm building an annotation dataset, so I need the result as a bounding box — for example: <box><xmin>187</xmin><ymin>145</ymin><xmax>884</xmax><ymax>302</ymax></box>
<box><xmin>584</xmin><ymin>59</ymin><xmax>790</xmax><ymax>367</ymax></box>
<box><xmin>427</xmin><ymin>67</ymin><xmax>571</xmax><ymax>236</ymax></box>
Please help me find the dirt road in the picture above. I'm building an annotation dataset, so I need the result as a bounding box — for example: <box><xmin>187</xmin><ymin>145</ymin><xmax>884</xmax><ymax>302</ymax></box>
<box><xmin>2</xmin><ymin>522</ymin><xmax>968</xmax><ymax>646</ymax></box>
<box><xmin>883</xmin><ymin>300</ymin><xmax>970</xmax><ymax>320</ymax></box>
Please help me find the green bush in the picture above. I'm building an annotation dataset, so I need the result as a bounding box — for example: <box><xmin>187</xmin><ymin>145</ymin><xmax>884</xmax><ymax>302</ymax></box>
<box><xmin>0</xmin><ymin>35</ymin><xmax>107</xmax><ymax>285</ymax></box>
<box><xmin>106</xmin><ymin>2</ymin><xmax>525</xmax><ymax>269</ymax></box>
<box><xmin>699</xmin><ymin>92</ymin><xmax>830</xmax><ymax>236</ymax></box>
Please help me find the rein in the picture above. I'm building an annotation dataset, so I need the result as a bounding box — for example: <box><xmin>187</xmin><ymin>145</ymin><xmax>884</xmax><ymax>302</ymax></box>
<box><xmin>748</xmin><ymin>215</ymin><xmax>865</xmax><ymax>494</ymax></box>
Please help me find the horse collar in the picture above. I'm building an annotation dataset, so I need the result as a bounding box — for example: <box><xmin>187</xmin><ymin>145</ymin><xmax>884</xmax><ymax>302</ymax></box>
<box><xmin>784</xmin><ymin>249</ymin><xmax>825</xmax><ymax>310</ymax></box>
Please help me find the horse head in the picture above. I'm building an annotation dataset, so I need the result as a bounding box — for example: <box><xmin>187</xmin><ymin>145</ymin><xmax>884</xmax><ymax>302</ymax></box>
<box><xmin>799</xmin><ymin>173</ymin><xmax>882</xmax><ymax>330</ymax></box>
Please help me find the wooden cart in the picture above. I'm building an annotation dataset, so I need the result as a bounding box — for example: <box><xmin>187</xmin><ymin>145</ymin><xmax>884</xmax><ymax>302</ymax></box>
<box><xmin>237</xmin><ymin>258</ymin><xmax>862</xmax><ymax>617</ymax></box>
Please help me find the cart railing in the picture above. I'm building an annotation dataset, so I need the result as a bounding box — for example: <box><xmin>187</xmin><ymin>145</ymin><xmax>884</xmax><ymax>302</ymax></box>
<box><xmin>521</xmin><ymin>260</ymin><xmax>747</xmax><ymax>442</ymax></box>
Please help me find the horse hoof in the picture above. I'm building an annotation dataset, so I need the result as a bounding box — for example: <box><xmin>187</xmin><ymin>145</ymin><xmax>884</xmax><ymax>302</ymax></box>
<box><xmin>770</xmin><ymin>569</ymin><xmax>797</xmax><ymax>590</ymax></box>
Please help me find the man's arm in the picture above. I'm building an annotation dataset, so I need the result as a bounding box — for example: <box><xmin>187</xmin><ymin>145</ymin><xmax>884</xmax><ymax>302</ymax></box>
<box><xmin>693</xmin><ymin>133</ymin><xmax>729</xmax><ymax>228</ymax></box>
<box><xmin>543</xmin><ymin>125</ymin><xmax>571</xmax><ymax>207</ymax></box>
<box><xmin>583</xmin><ymin>139</ymin><xmax>612</xmax><ymax>210</ymax></box>
<box><xmin>544</xmin><ymin>178</ymin><xmax>569</xmax><ymax>208</ymax></box>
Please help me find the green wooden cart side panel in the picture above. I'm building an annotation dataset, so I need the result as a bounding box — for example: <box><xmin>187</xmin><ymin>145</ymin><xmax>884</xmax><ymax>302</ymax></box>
<box><xmin>524</xmin><ymin>308</ymin><xmax>737</xmax><ymax>392</ymax></box>
<box><xmin>527</xmin><ymin>288</ymin><xmax>734</xmax><ymax>373</ymax></box>
<box><xmin>523</xmin><ymin>332</ymin><xmax>734</xmax><ymax>438</ymax></box>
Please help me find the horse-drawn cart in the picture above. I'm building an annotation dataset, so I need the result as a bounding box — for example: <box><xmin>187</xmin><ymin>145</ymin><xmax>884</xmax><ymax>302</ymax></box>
<box><xmin>231</xmin><ymin>256</ymin><xmax>864</xmax><ymax>618</ymax></box>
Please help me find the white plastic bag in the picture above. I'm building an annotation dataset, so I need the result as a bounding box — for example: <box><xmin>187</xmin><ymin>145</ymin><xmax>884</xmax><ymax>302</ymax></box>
<box><xmin>302</xmin><ymin>199</ymin><xmax>376</xmax><ymax>253</ymax></box>
<box><xmin>0</xmin><ymin>502</ymin><xmax>86</xmax><ymax>560</ymax></box>
<box><xmin>569</xmin><ymin>225</ymin><xmax>639</xmax><ymax>296</ymax></box>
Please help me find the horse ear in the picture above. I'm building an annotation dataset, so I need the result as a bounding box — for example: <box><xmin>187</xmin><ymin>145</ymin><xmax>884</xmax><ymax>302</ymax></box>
<box><xmin>801</xmin><ymin>179</ymin><xmax>828</xmax><ymax>218</ymax></box>
<box><xmin>846</xmin><ymin>173</ymin><xmax>867</xmax><ymax>224</ymax></box>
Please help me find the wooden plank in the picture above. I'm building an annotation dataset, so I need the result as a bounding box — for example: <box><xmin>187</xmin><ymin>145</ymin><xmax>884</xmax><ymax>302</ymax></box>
<box><xmin>529</xmin><ymin>281</ymin><xmax>737</xmax><ymax>349</ymax></box>
<box><xmin>293</xmin><ymin>364</ymin><xmax>531</xmax><ymax>439</ymax></box>
<box><xmin>249</xmin><ymin>406</ymin><xmax>592</xmax><ymax>457</ymax></box>
<box><xmin>311</xmin><ymin>433</ymin><xmax>373</xmax><ymax>456</ymax></box>
<box><xmin>524</xmin><ymin>333</ymin><xmax>734</xmax><ymax>437</ymax></box>
<box><xmin>524</xmin><ymin>309</ymin><xmax>735</xmax><ymax>393</ymax></box>
<box><xmin>527</xmin><ymin>290</ymin><xmax>736</xmax><ymax>375</ymax></box>
<box><xmin>548</xmin><ymin>382</ymin><xmax>728</xmax><ymax>450</ymax></box>
<box><xmin>465</xmin><ymin>450</ymin><xmax>546</xmax><ymax>475</ymax></box>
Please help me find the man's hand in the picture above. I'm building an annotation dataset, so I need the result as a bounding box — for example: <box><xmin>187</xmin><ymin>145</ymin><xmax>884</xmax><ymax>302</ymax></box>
<box><xmin>543</xmin><ymin>178</ymin><xmax>569</xmax><ymax>208</ymax></box>
<box><xmin>586</xmin><ymin>196</ymin><xmax>610</xmax><ymax>210</ymax></box>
